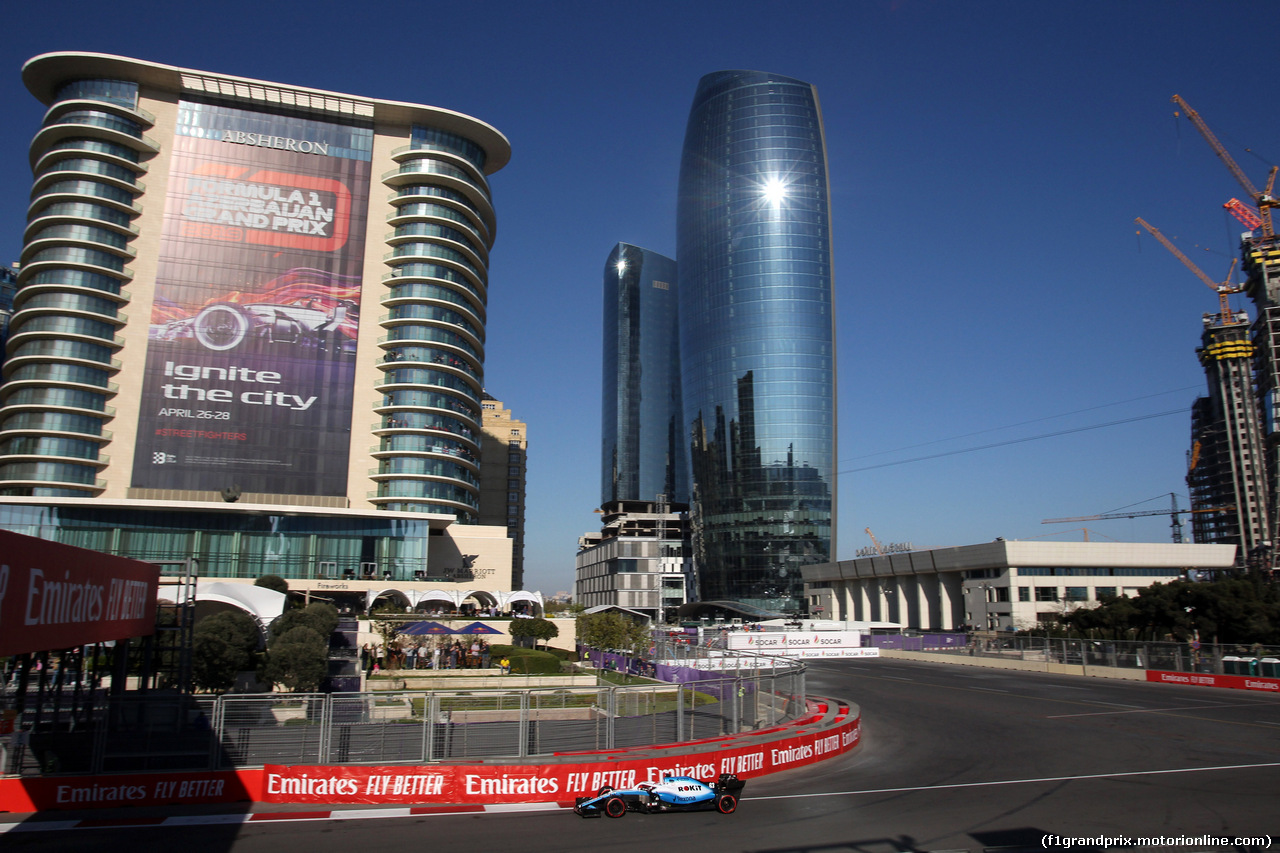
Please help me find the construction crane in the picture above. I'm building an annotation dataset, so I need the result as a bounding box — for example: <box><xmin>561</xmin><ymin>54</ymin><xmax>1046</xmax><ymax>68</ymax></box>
<box><xmin>1172</xmin><ymin>94</ymin><xmax>1280</xmax><ymax>239</ymax></box>
<box><xmin>1224</xmin><ymin>198</ymin><xmax>1263</xmax><ymax>231</ymax></box>
<box><xmin>1042</xmin><ymin>493</ymin><xmax>1234</xmax><ymax>544</ymax></box>
<box><xmin>864</xmin><ymin>527</ymin><xmax>886</xmax><ymax>556</ymax></box>
<box><xmin>1135</xmin><ymin>216</ymin><xmax>1243</xmax><ymax>321</ymax></box>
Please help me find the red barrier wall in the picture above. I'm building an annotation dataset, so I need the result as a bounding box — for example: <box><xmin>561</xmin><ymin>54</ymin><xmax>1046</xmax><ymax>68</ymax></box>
<box><xmin>0</xmin><ymin>769</ymin><xmax>262</xmax><ymax>813</ymax></box>
<box><xmin>1146</xmin><ymin>670</ymin><xmax>1280</xmax><ymax>692</ymax></box>
<box><xmin>0</xmin><ymin>707</ymin><xmax>860</xmax><ymax>812</ymax></box>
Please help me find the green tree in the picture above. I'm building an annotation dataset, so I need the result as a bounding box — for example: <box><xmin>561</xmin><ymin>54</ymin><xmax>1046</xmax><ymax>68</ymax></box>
<box><xmin>191</xmin><ymin>610</ymin><xmax>260</xmax><ymax>693</ymax></box>
<box><xmin>254</xmin><ymin>575</ymin><xmax>289</xmax><ymax>594</ymax></box>
<box><xmin>262</xmin><ymin>626</ymin><xmax>328</xmax><ymax>692</ymax></box>
<box><xmin>270</xmin><ymin>601</ymin><xmax>339</xmax><ymax>643</ymax></box>
<box><xmin>576</xmin><ymin>611</ymin><xmax>651</xmax><ymax>655</ymax></box>
<box><xmin>508</xmin><ymin>617</ymin><xmax>559</xmax><ymax>650</ymax></box>
<box><xmin>1063</xmin><ymin>577</ymin><xmax>1280</xmax><ymax>645</ymax></box>
<box><xmin>544</xmin><ymin>600</ymin><xmax>584</xmax><ymax>617</ymax></box>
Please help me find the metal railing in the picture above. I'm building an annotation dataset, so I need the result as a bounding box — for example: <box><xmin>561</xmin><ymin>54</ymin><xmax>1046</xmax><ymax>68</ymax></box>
<box><xmin>932</xmin><ymin>635</ymin><xmax>1280</xmax><ymax>676</ymax></box>
<box><xmin>3</xmin><ymin>640</ymin><xmax>806</xmax><ymax>776</ymax></box>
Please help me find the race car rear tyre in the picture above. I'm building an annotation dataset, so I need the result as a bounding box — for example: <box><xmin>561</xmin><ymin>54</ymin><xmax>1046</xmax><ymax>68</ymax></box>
<box><xmin>715</xmin><ymin>793</ymin><xmax>738</xmax><ymax>814</ymax></box>
<box><xmin>603</xmin><ymin>796</ymin><xmax>627</xmax><ymax>818</ymax></box>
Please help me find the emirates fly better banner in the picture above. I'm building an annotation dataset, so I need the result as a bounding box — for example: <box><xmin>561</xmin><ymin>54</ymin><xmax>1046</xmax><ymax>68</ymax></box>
<box><xmin>0</xmin><ymin>706</ymin><xmax>860</xmax><ymax>811</ymax></box>
<box><xmin>131</xmin><ymin>101</ymin><xmax>372</xmax><ymax>496</ymax></box>
<box><xmin>0</xmin><ymin>530</ymin><xmax>158</xmax><ymax>657</ymax></box>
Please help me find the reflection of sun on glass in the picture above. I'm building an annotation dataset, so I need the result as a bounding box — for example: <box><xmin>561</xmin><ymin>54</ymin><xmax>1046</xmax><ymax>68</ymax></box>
<box><xmin>762</xmin><ymin>177</ymin><xmax>787</xmax><ymax>207</ymax></box>
<box><xmin>615</xmin><ymin>260</ymin><xmax>627</xmax><ymax>275</ymax></box>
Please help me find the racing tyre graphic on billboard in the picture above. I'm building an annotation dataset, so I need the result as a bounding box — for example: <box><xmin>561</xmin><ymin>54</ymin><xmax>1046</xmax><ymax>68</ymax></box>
<box><xmin>192</xmin><ymin>303</ymin><xmax>251</xmax><ymax>351</ymax></box>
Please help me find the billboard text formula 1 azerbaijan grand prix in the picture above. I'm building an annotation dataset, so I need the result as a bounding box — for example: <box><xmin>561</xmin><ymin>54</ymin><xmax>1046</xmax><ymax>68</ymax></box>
<box><xmin>131</xmin><ymin>101</ymin><xmax>372</xmax><ymax>496</ymax></box>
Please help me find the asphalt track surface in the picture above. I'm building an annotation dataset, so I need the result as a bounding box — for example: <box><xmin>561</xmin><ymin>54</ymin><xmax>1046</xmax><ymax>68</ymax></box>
<box><xmin>5</xmin><ymin>658</ymin><xmax>1279</xmax><ymax>852</ymax></box>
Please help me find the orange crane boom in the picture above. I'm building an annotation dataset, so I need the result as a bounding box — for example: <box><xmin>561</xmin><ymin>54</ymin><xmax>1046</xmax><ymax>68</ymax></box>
<box><xmin>1135</xmin><ymin>217</ymin><xmax>1241</xmax><ymax>320</ymax></box>
<box><xmin>1225</xmin><ymin>198</ymin><xmax>1263</xmax><ymax>231</ymax></box>
<box><xmin>1173</xmin><ymin>94</ymin><xmax>1279</xmax><ymax>239</ymax></box>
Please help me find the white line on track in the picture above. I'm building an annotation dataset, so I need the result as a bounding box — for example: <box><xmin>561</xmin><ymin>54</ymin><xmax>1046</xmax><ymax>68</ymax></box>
<box><xmin>1046</xmin><ymin>701</ymin><xmax>1274</xmax><ymax>718</ymax></box>
<box><xmin>330</xmin><ymin>808</ymin><xmax>417</xmax><ymax>820</ymax></box>
<box><xmin>748</xmin><ymin>761</ymin><xmax>1280</xmax><ymax>801</ymax></box>
<box><xmin>161</xmin><ymin>815</ymin><xmax>256</xmax><ymax>826</ymax></box>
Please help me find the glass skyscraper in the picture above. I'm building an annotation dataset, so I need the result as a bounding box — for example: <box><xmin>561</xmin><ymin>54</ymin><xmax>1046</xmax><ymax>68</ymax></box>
<box><xmin>601</xmin><ymin>243</ymin><xmax>687</xmax><ymax>505</ymax></box>
<box><xmin>676</xmin><ymin>70</ymin><xmax>836</xmax><ymax>614</ymax></box>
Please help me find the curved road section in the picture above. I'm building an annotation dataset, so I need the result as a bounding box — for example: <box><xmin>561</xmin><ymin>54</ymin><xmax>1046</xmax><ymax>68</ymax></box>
<box><xmin>4</xmin><ymin>659</ymin><xmax>1279</xmax><ymax>851</ymax></box>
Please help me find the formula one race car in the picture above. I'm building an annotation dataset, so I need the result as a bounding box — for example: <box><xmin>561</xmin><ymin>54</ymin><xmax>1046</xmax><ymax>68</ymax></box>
<box><xmin>160</xmin><ymin>299</ymin><xmax>356</xmax><ymax>354</ymax></box>
<box><xmin>573</xmin><ymin>774</ymin><xmax>745</xmax><ymax>818</ymax></box>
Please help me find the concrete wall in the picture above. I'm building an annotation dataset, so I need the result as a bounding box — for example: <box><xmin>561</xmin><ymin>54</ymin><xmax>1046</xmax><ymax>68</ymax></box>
<box><xmin>879</xmin><ymin>648</ymin><xmax>1147</xmax><ymax>680</ymax></box>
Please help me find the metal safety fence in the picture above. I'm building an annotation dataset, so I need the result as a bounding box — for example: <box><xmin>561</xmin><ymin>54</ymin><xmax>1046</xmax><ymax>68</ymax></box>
<box><xmin>934</xmin><ymin>635</ymin><xmax>1280</xmax><ymax>676</ymax></box>
<box><xmin>4</xmin><ymin>642</ymin><xmax>805</xmax><ymax>776</ymax></box>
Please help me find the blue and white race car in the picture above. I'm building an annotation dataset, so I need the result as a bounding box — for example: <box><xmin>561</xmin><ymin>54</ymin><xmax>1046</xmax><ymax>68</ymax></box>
<box><xmin>573</xmin><ymin>774</ymin><xmax>744</xmax><ymax>818</ymax></box>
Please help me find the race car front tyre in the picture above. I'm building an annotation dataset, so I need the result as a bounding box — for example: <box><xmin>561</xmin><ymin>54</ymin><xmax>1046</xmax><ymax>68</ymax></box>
<box><xmin>596</xmin><ymin>786</ymin><xmax>613</xmax><ymax>797</ymax></box>
<box><xmin>715</xmin><ymin>793</ymin><xmax>738</xmax><ymax>814</ymax></box>
<box><xmin>603</xmin><ymin>796</ymin><xmax>628</xmax><ymax>819</ymax></box>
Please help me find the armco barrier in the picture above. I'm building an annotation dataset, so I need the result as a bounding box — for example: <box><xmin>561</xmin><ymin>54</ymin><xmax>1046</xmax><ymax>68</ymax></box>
<box><xmin>1146</xmin><ymin>670</ymin><xmax>1280</xmax><ymax>693</ymax></box>
<box><xmin>0</xmin><ymin>698</ymin><xmax>859</xmax><ymax>812</ymax></box>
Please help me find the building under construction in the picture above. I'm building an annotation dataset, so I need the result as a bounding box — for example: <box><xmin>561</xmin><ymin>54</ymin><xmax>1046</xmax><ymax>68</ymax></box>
<box><xmin>1186</xmin><ymin>310</ymin><xmax>1269</xmax><ymax>551</ymax></box>
<box><xmin>1240</xmin><ymin>237</ymin><xmax>1280</xmax><ymax>569</ymax></box>
<box><xmin>1166</xmin><ymin>97</ymin><xmax>1280</xmax><ymax>571</ymax></box>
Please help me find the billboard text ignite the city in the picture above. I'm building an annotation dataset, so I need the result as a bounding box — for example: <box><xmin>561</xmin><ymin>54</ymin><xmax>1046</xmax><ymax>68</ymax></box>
<box><xmin>131</xmin><ymin>101</ymin><xmax>372</xmax><ymax>496</ymax></box>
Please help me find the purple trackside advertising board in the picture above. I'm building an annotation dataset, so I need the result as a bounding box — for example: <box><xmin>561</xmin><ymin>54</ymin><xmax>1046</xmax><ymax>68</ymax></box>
<box><xmin>131</xmin><ymin>101</ymin><xmax>372</xmax><ymax>495</ymax></box>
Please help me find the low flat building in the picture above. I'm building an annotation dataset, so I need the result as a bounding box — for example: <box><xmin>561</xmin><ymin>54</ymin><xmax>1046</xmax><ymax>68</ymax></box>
<box><xmin>802</xmin><ymin>540</ymin><xmax>1239</xmax><ymax>631</ymax></box>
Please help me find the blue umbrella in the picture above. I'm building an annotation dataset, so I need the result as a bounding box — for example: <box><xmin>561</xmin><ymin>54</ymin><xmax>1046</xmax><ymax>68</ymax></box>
<box><xmin>400</xmin><ymin>621</ymin><xmax>456</xmax><ymax>635</ymax></box>
<box><xmin>454</xmin><ymin>621</ymin><xmax>502</xmax><ymax>634</ymax></box>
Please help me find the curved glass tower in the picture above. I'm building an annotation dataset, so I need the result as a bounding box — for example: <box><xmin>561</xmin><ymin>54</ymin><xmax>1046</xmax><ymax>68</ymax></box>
<box><xmin>676</xmin><ymin>70</ymin><xmax>836</xmax><ymax>614</ymax></box>
<box><xmin>601</xmin><ymin>243</ymin><xmax>686</xmax><ymax>506</ymax></box>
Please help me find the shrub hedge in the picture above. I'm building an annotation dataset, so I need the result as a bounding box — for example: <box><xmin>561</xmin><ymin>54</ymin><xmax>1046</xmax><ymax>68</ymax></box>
<box><xmin>488</xmin><ymin>644</ymin><xmax>562</xmax><ymax>674</ymax></box>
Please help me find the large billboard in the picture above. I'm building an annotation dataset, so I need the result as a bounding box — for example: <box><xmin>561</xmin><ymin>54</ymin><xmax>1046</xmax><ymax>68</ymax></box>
<box><xmin>0</xmin><ymin>530</ymin><xmax>159</xmax><ymax>656</ymax></box>
<box><xmin>131</xmin><ymin>100</ymin><xmax>373</xmax><ymax>496</ymax></box>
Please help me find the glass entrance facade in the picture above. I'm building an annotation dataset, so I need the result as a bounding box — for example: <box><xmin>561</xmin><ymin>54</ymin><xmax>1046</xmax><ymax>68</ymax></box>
<box><xmin>676</xmin><ymin>70</ymin><xmax>836</xmax><ymax>614</ymax></box>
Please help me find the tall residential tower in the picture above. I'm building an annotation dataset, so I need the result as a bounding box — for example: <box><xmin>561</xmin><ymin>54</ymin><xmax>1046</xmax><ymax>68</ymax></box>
<box><xmin>0</xmin><ymin>53</ymin><xmax>532</xmax><ymax>607</ymax></box>
<box><xmin>676</xmin><ymin>70</ymin><xmax>836</xmax><ymax>614</ymax></box>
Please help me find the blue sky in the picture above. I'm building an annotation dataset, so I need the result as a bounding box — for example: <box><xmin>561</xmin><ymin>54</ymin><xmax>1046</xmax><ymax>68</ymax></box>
<box><xmin>4</xmin><ymin>1</ymin><xmax>1279</xmax><ymax>594</ymax></box>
